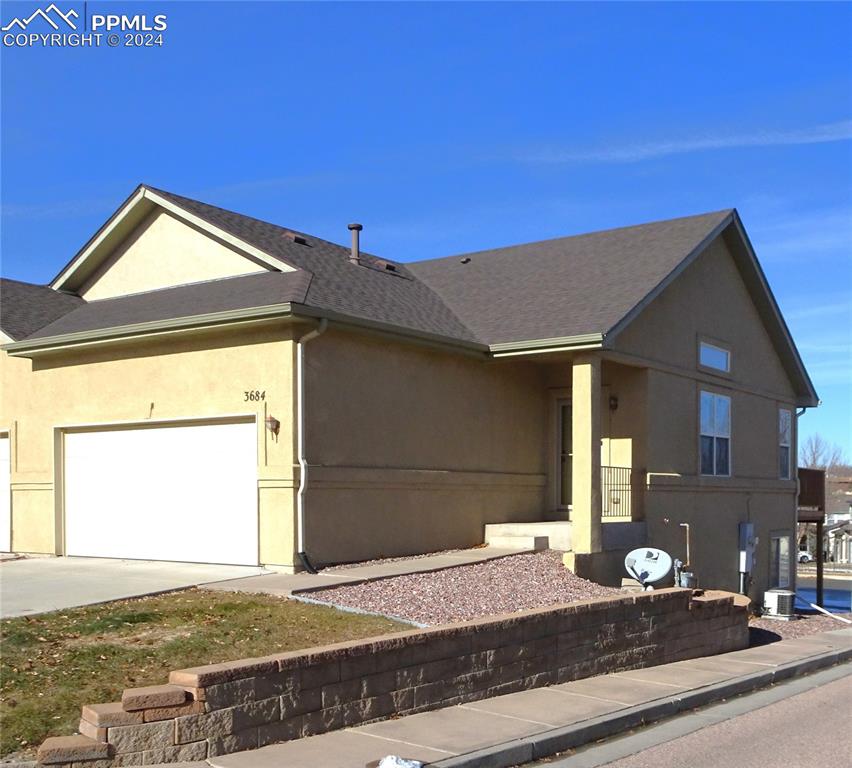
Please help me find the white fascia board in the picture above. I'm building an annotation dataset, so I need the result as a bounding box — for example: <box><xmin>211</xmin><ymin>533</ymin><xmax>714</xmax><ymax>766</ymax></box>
<box><xmin>51</xmin><ymin>186</ymin><xmax>294</xmax><ymax>292</ymax></box>
<box><xmin>2</xmin><ymin>303</ymin><xmax>297</xmax><ymax>357</ymax></box>
<box><xmin>50</xmin><ymin>187</ymin><xmax>147</xmax><ymax>289</ymax></box>
<box><xmin>489</xmin><ymin>333</ymin><xmax>604</xmax><ymax>357</ymax></box>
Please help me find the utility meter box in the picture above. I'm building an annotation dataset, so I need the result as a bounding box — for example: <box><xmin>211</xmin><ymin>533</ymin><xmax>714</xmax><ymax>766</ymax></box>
<box><xmin>739</xmin><ymin>522</ymin><xmax>756</xmax><ymax>573</ymax></box>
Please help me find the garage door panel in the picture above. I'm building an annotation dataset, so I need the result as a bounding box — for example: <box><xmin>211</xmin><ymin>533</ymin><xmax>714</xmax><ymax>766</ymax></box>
<box><xmin>0</xmin><ymin>435</ymin><xmax>9</xmax><ymax>552</ymax></box>
<box><xmin>65</xmin><ymin>421</ymin><xmax>258</xmax><ymax>565</ymax></box>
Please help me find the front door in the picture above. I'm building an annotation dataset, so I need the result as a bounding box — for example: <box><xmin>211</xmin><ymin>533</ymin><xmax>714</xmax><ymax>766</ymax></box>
<box><xmin>557</xmin><ymin>399</ymin><xmax>572</xmax><ymax>511</ymax></box>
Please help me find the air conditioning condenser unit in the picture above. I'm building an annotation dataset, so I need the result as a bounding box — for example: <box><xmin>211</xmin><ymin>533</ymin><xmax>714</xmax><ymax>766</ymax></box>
<box><xmin>762</xmin><ymin>589</ymin><xmax>796</xmax><ymax>619</ymax></box>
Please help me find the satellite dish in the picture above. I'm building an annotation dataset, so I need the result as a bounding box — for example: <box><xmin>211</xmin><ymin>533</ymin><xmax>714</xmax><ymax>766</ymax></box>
<box><xmin>625</xmin><ymin>547</ymin><xmax>673</xmax><ymax>589</ymax></box>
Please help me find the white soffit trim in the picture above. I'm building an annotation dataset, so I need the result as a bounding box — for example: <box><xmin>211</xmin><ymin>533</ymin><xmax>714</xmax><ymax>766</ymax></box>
<box><xmin>51</xmin><ymin>186</ymin><xmax>295</xmax><ymax>291</ymax></box>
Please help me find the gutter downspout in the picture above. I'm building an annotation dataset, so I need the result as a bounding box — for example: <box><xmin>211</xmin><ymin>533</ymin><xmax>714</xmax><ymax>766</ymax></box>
<box><xmin>296</xmin><ymin>318</ymin><xmax>328</xmax><ymax>574</ymax></box>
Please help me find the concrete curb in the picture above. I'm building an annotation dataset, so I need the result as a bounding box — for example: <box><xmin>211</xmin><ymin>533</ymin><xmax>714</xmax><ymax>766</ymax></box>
<box><xmin>289</xmin><ymin>592</ymin><xmax>427</xmax><ymax>627</ymax></box>
<box><xmin>429</xmin><ymin>647</ymin><xmax>852</xmax><ymax>768</ymax></box>
<box><xmin>291</xmin><ymin>548</ymin><xmax>533</xmax><ymax>597</ymax></box>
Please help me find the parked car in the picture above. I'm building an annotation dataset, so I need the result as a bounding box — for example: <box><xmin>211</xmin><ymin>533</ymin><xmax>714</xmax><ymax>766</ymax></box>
<box><xmin>798</xmin><ymin>551</ymin><xmax>813</xmax><ymax>564</ymax></box>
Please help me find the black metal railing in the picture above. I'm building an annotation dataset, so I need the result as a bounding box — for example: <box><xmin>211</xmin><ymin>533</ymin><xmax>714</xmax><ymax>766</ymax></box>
<box><xmin>601</xmin><ymin>465</ymin><xmax>632</xmax><ymax>518</ymax></box>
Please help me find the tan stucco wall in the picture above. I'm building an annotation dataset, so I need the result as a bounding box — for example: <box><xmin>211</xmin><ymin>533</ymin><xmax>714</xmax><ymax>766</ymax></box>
<box><xmin>643</xmin><ymin>487</ymin><xmax>796</xmax><ymax>598</ymax></box>
<box><xmin>79</xmin><ymin>210</ymin><xmax>269</xmax><ymax>300</ymax></box>
<box><xmin>612</xmin><ymin>235</ymin><xmax>799</xmax><ymax>600</ymax></box>
<box><xmin>615</xmin><ymin>237</ymin><xmax>795</xmax><ymax>399</ymax></box>
<box><xmin>302</xmin><ymin>328</ymin><xmax>547</xmax><ymax>564</ymax></box>
<box><xmin>601</xmin><ymin>364</ymin><xmax>648</xmax><ymax>474</ymax></box>
<box><xmin>0</xmin><ymin>327</ymin><xmax>297</xmax><ymax>566</ymax></box>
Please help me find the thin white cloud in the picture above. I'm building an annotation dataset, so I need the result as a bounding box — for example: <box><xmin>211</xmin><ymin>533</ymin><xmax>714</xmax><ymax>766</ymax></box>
<box><xmin>799</xmin><ymin>342</ymin><xmax>852</xmax><ymax>353</ymax></box>
<box><xmin>786</xmin><ymin>299</ymin><xmax>852</xmax><ymax>321</ymax></box>
<box><xmin>523</xmin><ymin>120</ymin><xmax>852</xmax><ymax>164</ymax></box>
<box><xmin>750</xmin><ymin>207</ymin><xmax>852</xmax><ymax>264</ymax></box>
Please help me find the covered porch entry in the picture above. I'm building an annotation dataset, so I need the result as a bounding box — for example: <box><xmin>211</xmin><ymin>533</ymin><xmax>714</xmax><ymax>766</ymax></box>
<box><xmin>485</xmin><ymin>353</ymin><xmax>648</xmax><ymax>575</ymax></box>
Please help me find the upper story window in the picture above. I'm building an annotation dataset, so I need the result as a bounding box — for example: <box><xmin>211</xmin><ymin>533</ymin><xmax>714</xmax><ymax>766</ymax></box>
<box><xmin>779</xmin><ymin>409</ymin><xmax>792</xmax><ymax>480</ymax></box>
<box><xmin>699</xmin><ymin>341</ymin><xmax>730</xmax><ymax>373</ymax></box>
<box><xmin>700</xmin><ymin>390</ymin><xmax>731</xmax><ymax>476</ymax></box>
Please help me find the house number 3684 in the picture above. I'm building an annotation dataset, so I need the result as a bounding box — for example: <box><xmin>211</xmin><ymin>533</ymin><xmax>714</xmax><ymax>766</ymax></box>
<box><xmin>244</xmin><ymin>390</ymin><xmax>266</xmax><ymax>401</ymax></box>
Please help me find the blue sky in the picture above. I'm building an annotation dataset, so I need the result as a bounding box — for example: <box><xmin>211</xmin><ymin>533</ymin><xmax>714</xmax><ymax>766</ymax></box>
<box><xmin>1</xmin><ymin>1</ymin><xmax>850</xmax><ymax>453</ymax></box>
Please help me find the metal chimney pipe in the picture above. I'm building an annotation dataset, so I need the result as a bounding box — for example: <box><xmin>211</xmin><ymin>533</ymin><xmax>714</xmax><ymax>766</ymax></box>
<box><xmin>347</xmin><ymin>223</ymin><xmax>363</xmax><ymax>264</ymax></box>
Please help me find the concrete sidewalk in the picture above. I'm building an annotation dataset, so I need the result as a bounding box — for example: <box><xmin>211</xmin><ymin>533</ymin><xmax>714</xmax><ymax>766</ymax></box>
<box><xmin>203</xmin><ymin>546</ymin><xmax>527</xmax><ymax>598</ymax></box>
<box><xmin>0</xmin><ymin>558</ymin><xmax>267</xmax><ymax>618</ymax></box>
<box><xmin>155</xmin><ymin>627</ymin><xmax>852</xmax><ymax>768</ymax></box>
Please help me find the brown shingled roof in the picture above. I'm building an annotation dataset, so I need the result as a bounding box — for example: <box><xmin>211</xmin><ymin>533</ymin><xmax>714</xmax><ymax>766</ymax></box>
<box><xmin>409</xmin><ymin>210</ymin><xmax>733</xmax><ymax>345</ymax></box>
<box><xmin>26</xmin><ymin>271</ymin><xmax>312</xmax><ymax>340</ymax></box>
<box><xmin>144</xmin><ymin>187</ymin><xmax>479</xmax><ymax>344</ymax></box>
<box><xmin>1</xmin><ymin>187</ymin><xmax>816</xmax><ymax>405</ymax></box>
<box><xmin>0</xmin><ymin>192</ymin><xmax>738</xmax><ymax>348</ymax></box>
<box><xmin>0</xmin><ymin>278</ymin><xmax>84</xmax><ymax>340</ymax></box>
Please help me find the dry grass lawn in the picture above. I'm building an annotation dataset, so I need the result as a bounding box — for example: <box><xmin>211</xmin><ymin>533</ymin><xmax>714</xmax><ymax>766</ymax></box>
<box><xmin>0</xmin><ymin>589</ymin><xmax>407</xmax><ymax>759</ymax></box>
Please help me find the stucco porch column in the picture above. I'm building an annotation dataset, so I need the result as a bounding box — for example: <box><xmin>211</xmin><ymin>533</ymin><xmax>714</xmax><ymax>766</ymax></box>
<box><xmin>571</xmin><ymin>353</ymin><xmax>602</xmax><ymax>554</ymax></box>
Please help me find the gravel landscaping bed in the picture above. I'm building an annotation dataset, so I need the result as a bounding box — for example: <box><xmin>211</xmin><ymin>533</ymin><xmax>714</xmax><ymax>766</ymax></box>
<box><xmin>749</xmin><ymin>611</ymin><xmax>852</xmax><ymax>645</ymax></box>
<box><xmin>308</xmin><ymin>550</ymin><xmax>621</xmax><ymax>625</ymax></box>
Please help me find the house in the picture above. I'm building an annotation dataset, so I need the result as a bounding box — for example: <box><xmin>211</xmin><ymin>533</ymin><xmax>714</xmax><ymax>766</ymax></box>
<box><xmin>824</xmin><ymin>520</ymin><xmax>852</xmax><ymax>564</ymax></box>
<box><xmin>0</xmin><ymin>185</ymin><xmax>817</xmax><ymax>600</ymax></box>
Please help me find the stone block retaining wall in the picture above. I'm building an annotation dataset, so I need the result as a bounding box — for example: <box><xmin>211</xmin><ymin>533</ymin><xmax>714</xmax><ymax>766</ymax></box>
<box><xmin>36</xmin><ymin>588</ymin><xmax>748</xmax><ymax>766</ymax></box>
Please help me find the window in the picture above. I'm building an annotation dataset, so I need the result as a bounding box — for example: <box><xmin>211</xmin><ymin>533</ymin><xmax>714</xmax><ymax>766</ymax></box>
<box><xmin>770</xmin><ymin>533</ymin><xmax>792</xmax><ymax>588</ymax></box>
<box><xmin>779</xmin><ymin>409</ymin><xmax>792</xmax><ymax>480</ymax></box>
<box><xmin>699</xmin><ymin>341</ymin><xmax>730</xmax><ymax>373</ymax></box>
<box><xmin>700</xmin><ymin>391</ymin><xmax>731</xmax><ymax>476</ymax></box>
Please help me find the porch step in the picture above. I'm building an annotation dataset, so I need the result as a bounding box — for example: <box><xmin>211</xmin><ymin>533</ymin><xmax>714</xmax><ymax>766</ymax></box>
<box><xmin>484</xmin><ymin>521</ymin><xmax>572</xmax><ymax>552</ymax></box>
<box><xmin>487</xmin><ymin>535</ymin><xmax>549</xmax><ymax>551</ymax></box>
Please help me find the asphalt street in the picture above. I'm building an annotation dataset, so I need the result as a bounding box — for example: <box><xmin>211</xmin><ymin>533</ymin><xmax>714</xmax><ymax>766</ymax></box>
<box><xmin>539</xmin><ymin>663</ymin><xmax>852</xmax><ymax>768</ymax></box>
<box><xmin>597</xmin><ymin>674</ymin><xmax>851</xmax><ymax>767</ymax></box>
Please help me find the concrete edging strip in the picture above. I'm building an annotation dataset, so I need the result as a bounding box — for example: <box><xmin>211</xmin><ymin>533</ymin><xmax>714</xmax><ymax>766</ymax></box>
<box><xmin>430</xmin><ymin>647</ymin><xmax>852</xmax><ymax>768</ymax></box>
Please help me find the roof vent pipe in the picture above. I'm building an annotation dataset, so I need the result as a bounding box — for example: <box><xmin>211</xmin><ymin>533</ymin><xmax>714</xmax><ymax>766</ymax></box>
<box><xmin>347</xmin><ymin>223</ymin><xmax>363</xmax><ymax>264</ymax></box>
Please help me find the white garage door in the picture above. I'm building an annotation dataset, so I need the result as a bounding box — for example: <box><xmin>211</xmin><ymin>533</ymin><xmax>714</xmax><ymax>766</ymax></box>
<box><xmin>0</xmin><ymin>434</ymin><xmax>10</xmax><ymax>552</ymax></box>
<box><xmin>65</xmin><ymin>420</ymin><xmax>258</xmax><ymax>565</ymax></box>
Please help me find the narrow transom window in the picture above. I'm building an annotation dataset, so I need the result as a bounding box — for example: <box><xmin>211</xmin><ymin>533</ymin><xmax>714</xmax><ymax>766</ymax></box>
<box><xmin>779</xmin><ymin>409</ymin><xmax>792</xmax><ymax>480</ymax></box>
<box><xmin>700</xmin><ymin>391</ymin><xmax>731</xmax><ymax>476</ymax></box>
<box><xmin>699</xmin><ymin>341</ymin><xmax>730</xmax><ymax>372</ymax></box>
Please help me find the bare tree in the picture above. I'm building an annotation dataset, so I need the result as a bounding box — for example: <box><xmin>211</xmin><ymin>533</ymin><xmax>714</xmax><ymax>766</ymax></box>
<box><xmin>799</xmin><ymin>434</ymin><xmax>847</xmax><ymax>473</ymax></box>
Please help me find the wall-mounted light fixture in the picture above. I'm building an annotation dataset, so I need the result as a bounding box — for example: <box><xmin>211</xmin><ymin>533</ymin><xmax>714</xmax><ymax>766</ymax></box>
<box><xmin>265</xmin><ymin>415</ymin><xmax>281</xmax><ymax>438</ymax></box>
<box><xmin>609</xmin><ymin>395</ymin><xmax>619</xmax><ymax>412</ymax></box>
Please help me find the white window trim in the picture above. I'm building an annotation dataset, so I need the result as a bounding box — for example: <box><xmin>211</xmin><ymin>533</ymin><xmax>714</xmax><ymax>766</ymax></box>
<box><xmin>779</xmin><ymin>408</ymin><xmax>792</xmax><ymax>480</ymax></box>
<box><xmin>700</xmin><ymin>390</ymin><xmax>732</xmax><ymax>477</ymax></box>
<box><xmin>699</xmin><ymin>340</ymin><xmax>731</xmax><ymax>373</ymax></box>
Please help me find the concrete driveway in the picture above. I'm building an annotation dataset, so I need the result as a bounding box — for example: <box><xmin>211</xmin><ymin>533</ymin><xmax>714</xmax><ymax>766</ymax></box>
<box><xmin>0</xmin><ymin>557</ymin><xmax>267</xmax><ymax>618</ymax></box>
